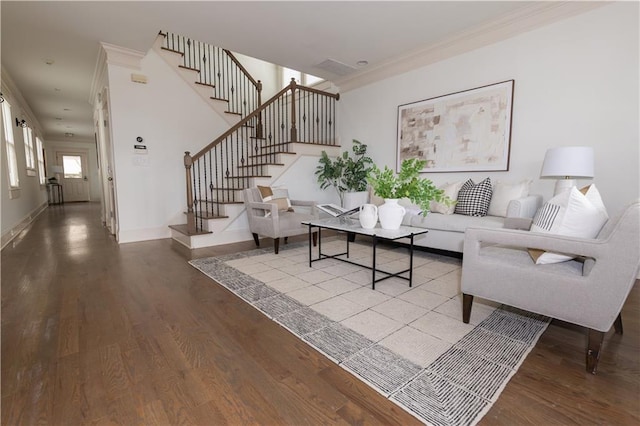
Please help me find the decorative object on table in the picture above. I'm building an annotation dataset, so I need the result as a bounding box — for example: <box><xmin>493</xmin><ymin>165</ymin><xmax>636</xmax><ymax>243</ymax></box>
<box><xmin>397</xmin><ymin>80</ymin><xmax>514</xmax><ymax>173</ymax></box>
<box><xmin>315</xmin><ymin>139</ymin><xmax>373</xmax><ymax>208</ymax></box>
<box><xmin>317</xmin><ymin>203</ymin><xmax>360</xmax><ymax>217</ymax></box>
<box><xmin>368</xmin><ymin>158</ymin><xmax>451</xmax><ymax>229</ymax></box>
<box><xmin>540</xmin><ymin>146</ymin><xmax>594</xmax><ymax>195</ymax></box>
<box><xmin>358</xmin><ymin>203</ymin><xmax>378</xmax><ymax>229</ymax></box>
<box><xmin>377</xmin><ymin>199</ymin><xmax>405</xmax><ymax>230</ymax></box>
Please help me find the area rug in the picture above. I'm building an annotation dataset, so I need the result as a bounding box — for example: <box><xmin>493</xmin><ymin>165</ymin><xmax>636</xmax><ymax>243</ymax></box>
<box><xmin>189</xmin><ymin>239</ymin><xmax>550</xmax><ymax>425</ymax></box>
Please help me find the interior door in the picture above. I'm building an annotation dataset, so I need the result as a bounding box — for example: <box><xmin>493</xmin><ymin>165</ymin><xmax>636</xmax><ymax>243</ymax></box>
<box><xmin>56</xmin><ymin>151</ymin><xmax>90</xmax><ymax>202</ymax></box>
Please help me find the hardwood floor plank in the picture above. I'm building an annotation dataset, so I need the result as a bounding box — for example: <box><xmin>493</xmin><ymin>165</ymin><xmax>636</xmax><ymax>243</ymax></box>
<box><xmin>2</xmin><ymin>202</ymin><xmax>638</xmax><ymax>426</ymax></box>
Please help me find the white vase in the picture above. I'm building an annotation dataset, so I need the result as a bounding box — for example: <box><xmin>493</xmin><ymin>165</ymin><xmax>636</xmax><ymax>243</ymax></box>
<box><xmin>358</xmin><ymin>204</ymin><xmax>378</xmax><ymax>229</ymax></box>
<box><xmin>378</xmin><ymin>199</ymin><xmax>406</xmax><ymax>230</ymax></box>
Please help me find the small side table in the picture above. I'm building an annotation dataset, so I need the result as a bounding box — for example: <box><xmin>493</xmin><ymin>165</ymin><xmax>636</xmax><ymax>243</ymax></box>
<box><xmin>47</xmin><ymin>183</ymin><xmax>64</xmax><ymax>205</ymax></box>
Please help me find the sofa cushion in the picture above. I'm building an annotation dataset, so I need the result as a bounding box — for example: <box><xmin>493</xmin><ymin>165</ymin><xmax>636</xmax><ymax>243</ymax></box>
<box><xmin>488</xmin><ymin>180</ymin><xmax>531</xmax><ymax>217</ymax></box>
<box><xmin>455</xmin><ymin>178</ymin><xmax>493</xmax><ymax>217</ymax></box>
<box><xmin>408</xmin><ymin>211</ymin><xmax>505</xmax><ymax>233</ymax></box>
<box><xmin>430</xmin><ymin>181</ymin><xmax>462</xmax><ymax>215</ymax></box>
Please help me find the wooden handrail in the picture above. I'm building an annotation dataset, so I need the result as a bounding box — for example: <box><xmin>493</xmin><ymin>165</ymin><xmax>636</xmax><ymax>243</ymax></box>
<box><xmin>223</xmin><ymin>49</ymin><xmax>259</xmax><ymax>88</ymax></box>
<box><xmin>297</xmin><ymin>84</ymin><xmax>340</xmax><ymax>100</ymax></box>
<box><xmin>192</xmin><ymin>84</ymin><xmax>292</xmax><ymax>161</ymax></box>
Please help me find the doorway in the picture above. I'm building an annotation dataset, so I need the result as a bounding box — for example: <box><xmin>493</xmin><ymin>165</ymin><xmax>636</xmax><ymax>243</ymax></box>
<box><xmin>55</xmin><ymin>151</ymin><xmax>90</xmax><ymax>202</ymax></box>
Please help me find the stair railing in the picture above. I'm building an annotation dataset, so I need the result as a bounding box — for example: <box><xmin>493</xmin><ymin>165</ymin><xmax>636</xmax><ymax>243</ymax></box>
<box><xmin>184</xmin><ymin>79</ymin><xmax>340</xmax><ymax>233</ymax></box>
<box><xmin>161</xmin><ymin>31</ymin><xmax>262</xmax><ymax>119</ymax></box>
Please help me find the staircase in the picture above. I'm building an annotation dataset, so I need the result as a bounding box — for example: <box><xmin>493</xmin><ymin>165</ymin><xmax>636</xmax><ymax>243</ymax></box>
<box><xmin>155</xmin><ymin>31</ymin><xmax>341</xmax><ymax>248</ymax></box>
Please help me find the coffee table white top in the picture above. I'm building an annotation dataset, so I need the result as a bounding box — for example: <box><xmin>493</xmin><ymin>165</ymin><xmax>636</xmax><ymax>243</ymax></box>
<box><xmin>302</xmin><ymin>217</ymin><xmax>428</xmax><ymax>241</ymax></box>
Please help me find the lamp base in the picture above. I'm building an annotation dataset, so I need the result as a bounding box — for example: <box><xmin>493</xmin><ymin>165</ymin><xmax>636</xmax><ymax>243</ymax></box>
<box><xmin>554</xmin><ymin>179</ymin><xmax>576</xmax><ymax>196</ymax></box>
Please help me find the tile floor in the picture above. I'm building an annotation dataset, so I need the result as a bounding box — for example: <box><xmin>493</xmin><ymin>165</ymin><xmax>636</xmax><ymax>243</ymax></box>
<box><xmin>226</xmin><ymin>238</ymin><xmax>499</xmax><ymax>367</ymax></box>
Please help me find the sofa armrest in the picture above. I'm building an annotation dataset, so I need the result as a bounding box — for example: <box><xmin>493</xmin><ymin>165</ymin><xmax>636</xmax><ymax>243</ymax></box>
<box><xmin>506</xmin><ymin>194</ymin><xmax>542</xmax><ymax>219</ymax></box>
<box><xmin>247</xmin><ymin>201</ymin><xmax>278</xmax><ymax>218</ymax></box>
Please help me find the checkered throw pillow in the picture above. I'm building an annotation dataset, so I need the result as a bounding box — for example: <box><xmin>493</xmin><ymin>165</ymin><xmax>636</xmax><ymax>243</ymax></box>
<box><xmin>454</xmin><ymin>178</ymin><xmax>493</xmax><ymax>217</ymax></box>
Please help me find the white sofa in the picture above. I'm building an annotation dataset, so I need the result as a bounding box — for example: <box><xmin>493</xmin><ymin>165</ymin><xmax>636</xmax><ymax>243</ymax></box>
<box><xmin>402</xmin><ymin>195</ymin><xmax>543</xmax><ymax>253</ymax></box>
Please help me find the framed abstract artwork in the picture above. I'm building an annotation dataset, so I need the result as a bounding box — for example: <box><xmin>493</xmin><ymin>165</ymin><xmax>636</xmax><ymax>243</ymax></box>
<box><xmin>397</xmin><ymin>80</ymin><xmax>514</xmax><ymax>173</ymax></box>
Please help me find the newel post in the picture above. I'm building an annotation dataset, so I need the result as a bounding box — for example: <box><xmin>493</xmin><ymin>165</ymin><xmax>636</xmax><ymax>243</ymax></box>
<box><xmin>289</xmin><ymin>78</ymin><xmax>297</xmax><ymax>143</ymax></box>
<box><xmin>256</xmin><ymin>80</ymin><xmax>263</xmax><ymax>139</ymax></box>
<box><xmin>184</xmin><ymin>151</ymin><xmax>196</xmax><ymax>234</ymax></box>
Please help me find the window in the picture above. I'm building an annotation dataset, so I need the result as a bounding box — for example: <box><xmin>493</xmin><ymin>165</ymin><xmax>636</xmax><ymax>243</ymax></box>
<box><xmin>280</xmin><ymin>67</ymin><xmax>324</xmax><ymax>88</ymax></box>
<box><xmin>62</xmin><ymin>155</ymin><xmax>83</xmax><ymax>179</ymax></box>
<box><xmin>36</xmin><ymin>137</ymin><xmax>46</xmax><ymax>185</ymax></box>
<box><xmin>1</xmin><ymin>100</ymin><xmax>19</xmax><ymax>188</ymax></box>
<box><xmin>23</xmin><ymin>125</ymin><xmax>35</xmax><ymax>173</ymax></box>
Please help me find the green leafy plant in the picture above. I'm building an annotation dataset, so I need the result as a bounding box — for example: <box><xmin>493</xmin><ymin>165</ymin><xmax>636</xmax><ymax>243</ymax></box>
<box><xmin>367</xmin><ymin>158</ymin><xmax>452</xmax><ymax>215</ymax></box>
<box><xmin>315</xmin><ymin>139</ymin><xmax>373</xmax><ymax>205</ymax></box>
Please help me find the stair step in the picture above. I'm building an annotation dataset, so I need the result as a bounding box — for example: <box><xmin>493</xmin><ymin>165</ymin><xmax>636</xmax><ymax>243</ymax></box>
<box><xmin>248</xmin><ymin>152</ymin><xmax>296</xmax><ymax>159</ymax></box>
<box><xmin>179</xmin><ymin>65</ymin><xmax>200</xmax><ymax>73</ymax></box>
<box><xmin>195</xmin><ymin>81</ymin><xmax>215</xmax><ymax>88</ymax></box>
<box><xmin>225</xmin><ymin>111</ymin><xmax>242</xmax><ymax>116</ymax></box>
<box><xmin>160</xmin><ymin>46</ymin><xmax>184</xmax><ymax>56</ymax></box>
<box><xmin>169</xmin><ymin>224</ymin><xmax>211</xmax><ymax>236</ymax></box>
<box><xmin>193</xmin><ymin>211</ymin><xmax>229</xmax><ymax>219</ymax></box>
<box><xmin>200</xmin><ymin>200</ymin><xmax>244</xmax><ymax>205</ymax></box>
<box><xmin>237</xmin><ymin>162</ymin><xmax>284</xmax><ymax>168</ymax></box>
<box><xmin>226</xmin><ymin>175</ymin><xmax>271</xmax><ymax>179</ymax></box>
<box><xmin>210</xmin><ymin>96</ymin><xmax>229</xmax><ymax>103</ymax></box>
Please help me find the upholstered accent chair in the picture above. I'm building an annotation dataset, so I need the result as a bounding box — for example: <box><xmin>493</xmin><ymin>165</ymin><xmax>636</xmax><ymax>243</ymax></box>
<box><xmin>243</xmin><ymin>187</ymin><xmax>318</xmax><ymax>254</ymax></box>
<box><xmin>461</xmin><ymin>201</ymin><xmax>640</xmax><ymax>374</ymax></box>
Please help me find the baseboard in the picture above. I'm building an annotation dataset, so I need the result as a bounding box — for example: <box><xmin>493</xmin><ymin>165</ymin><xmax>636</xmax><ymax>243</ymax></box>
<box><xmin>1</xmin><ymin>201</ymin><xmax>48</xmax><ymax>250</ymax></box>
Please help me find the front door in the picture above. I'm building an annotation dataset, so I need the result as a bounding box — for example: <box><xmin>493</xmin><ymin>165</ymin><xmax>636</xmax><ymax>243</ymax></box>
<box><xmin>56</xmin><ymin>151</ymin><xmax>90</xmax><ymax>202</ymax></box>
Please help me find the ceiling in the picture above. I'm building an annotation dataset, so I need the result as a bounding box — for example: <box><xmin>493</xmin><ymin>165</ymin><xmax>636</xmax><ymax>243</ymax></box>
<box><xmin>1</xmin><ymin>1</ymin><xmax>594</xmax><ymax>142</ymax></box>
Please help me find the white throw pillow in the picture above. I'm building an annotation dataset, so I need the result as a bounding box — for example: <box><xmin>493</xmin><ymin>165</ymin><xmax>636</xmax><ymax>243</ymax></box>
<box><xmin>529</xmin><ymin>184</ymin><xmax>608</xmax><ymax>264</ymax></box>
<box><xmin>429</xmin><ymin>181</ymin><xmax>462</xmax><ymax>215</ymax></box>
<box><xmin>488</xmin><ymin>179</ymin><xmax>531</xmax><ymax>217</ymax></box>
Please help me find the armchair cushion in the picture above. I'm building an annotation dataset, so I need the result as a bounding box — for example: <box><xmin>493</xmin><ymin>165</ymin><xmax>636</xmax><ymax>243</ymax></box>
<box><xmin>258</xmin><ymin>185</ymin><xmax>293</xmax><ymax>216</ymax></box>
<box><xmin>529</xmin><ymin>185</ymin><xmax>608</xmax><ymax>264</ymax></box>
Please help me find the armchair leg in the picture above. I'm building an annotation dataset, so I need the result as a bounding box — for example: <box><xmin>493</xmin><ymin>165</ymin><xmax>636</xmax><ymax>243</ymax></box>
<box><xmin>252</xmin><ymin>233</ymin><xmax>260</xmax><ymax>247</ymax></box>
<box><xmin>284</xmin><ymin>237</ymin><xmax>288</xmax><ymax>244</ymax></box>
<box><xmin>274</xmin><ymin>238</ymin><xmax>280</xmax><ymax>254</ymax></box>
<box><xmin>586</xmin><ymin>329</ymin><xmax>605</xmax><ymax>374</ymax></box>
<box><xmin>462</xmin><ymin>294</ymin><xmax>473</xmax><ymax>324</ymax></box>
<box><xmin>614</xmin><ymin>313</ymin><xmax>623</xmax><ymax>335</ymax></box>
<box><xmin>312</xmin><ymin>231</ymin><xmax>318</xmax><ymax>247</ymax></box>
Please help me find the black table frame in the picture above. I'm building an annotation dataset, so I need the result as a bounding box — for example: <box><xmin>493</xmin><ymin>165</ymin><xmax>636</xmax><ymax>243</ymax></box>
<box><xmin>304</xmin><ymin>219</ymin><xmax>428</xmax><ymax>289</ymax></box>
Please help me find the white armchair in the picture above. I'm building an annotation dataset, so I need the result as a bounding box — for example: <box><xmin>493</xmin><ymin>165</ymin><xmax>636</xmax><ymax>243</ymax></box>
<box><xmin>461</xmin><ymin>201</ymin><xmax>640</xmax><ymax>374</ymax></box>
<box><xmin>243</xmin><ymin>187</ymin><xmax>318</xmax><ymax>254</ymax></box>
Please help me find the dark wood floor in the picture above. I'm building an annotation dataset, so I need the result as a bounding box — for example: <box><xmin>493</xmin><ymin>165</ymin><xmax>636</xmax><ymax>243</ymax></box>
<box><xmin>2</xmin><ymin>202</ymin><xmax>638</xmax><ymax>425</ymax></box>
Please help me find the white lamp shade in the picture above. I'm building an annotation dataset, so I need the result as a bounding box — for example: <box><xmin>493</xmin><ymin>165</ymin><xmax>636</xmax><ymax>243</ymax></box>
<box><xmin>540</xmin><ymin>146</ymin><xmax>594</xmax><ymax>178</ymax></box>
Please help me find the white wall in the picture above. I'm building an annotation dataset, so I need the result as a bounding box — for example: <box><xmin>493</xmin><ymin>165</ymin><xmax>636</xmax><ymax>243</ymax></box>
<box><xmin>107</xmin><ymin>49</ymin><xmax>231</xmax><ymax>243</ymax></box>
<box><xmin>1</xmin><ymin>73</ymin><xmax>48</xmax><ymax>242</ymax></box>
<box><xmin>45</xmin><ymin>139</ymin><xmax>101</xmax><ymax>202</ymax></box>
<box><xmin>232</xmin><ymin>52</ymin><xmax>280</xmax><ymax>99</ymax></box>
<box><xmin>338</xmin><ymin>2</ymin><xmax>639</xmax><ymax>216</ymax></box>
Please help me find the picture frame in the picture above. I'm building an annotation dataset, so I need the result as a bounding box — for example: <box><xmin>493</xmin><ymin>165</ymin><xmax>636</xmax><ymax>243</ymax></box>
<box><xmin>397</xmin><ymin>80</ymin><xmax>514</xmax><ymax>173</ymax></box>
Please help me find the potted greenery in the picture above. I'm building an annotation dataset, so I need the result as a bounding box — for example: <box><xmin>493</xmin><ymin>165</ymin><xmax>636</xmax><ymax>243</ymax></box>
<box><xmin>368</xmin><ymin>158</ymin><xmax>451</xmax><ymax>229</ymax></box>
<box><xmin>315</xmin><ymin>139</ymin><xmax>373</xmax><ymax>208</ymax></box>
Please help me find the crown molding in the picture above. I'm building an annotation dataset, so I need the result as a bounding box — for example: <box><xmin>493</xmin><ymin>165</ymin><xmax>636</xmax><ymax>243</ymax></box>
<box><xmin>335</xmin><ymin>1</ymin><xmax>607</xmax><ymax>92</ymax></box>
<box><xmin>100</xmin><ymin>42</ymin><xmax>145</xmax><ymax>70</ymax></box>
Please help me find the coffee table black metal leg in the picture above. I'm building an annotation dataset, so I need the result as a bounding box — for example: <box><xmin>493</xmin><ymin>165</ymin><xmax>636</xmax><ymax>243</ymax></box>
<box><xmin>372</xmin><ymin>235</ymin><xmax>377</xmax><ymax>289</ymax></box>
<box><xmin>409</xmin><ymin>233</ymin><xmax>414</xmax><ymax>287</ymax></box>
<box><xmin>308</xmin><ymin>224</ymin><xmax>312</xmax><ymax>267</ymax></box>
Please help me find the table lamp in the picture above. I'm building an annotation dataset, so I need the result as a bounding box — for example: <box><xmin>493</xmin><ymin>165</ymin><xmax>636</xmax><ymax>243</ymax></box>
<box><xmin>540</xmin><ymin>146</ymin><xmax>594</xmax><ymax>195</ymax></box>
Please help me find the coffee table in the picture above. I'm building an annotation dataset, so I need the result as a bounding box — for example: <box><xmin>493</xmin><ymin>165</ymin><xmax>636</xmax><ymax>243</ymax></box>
<box><xmin>302</xmin><ymin>217</ymin><xmax>429</xmax><ymax>289</ymax></box>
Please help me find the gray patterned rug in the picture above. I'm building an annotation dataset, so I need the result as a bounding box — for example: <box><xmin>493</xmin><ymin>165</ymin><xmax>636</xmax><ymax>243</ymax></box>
<box><xmin>190</xmin><ymin>239</ymin><xmax>549</xmax><ymax>425</ymax></box>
